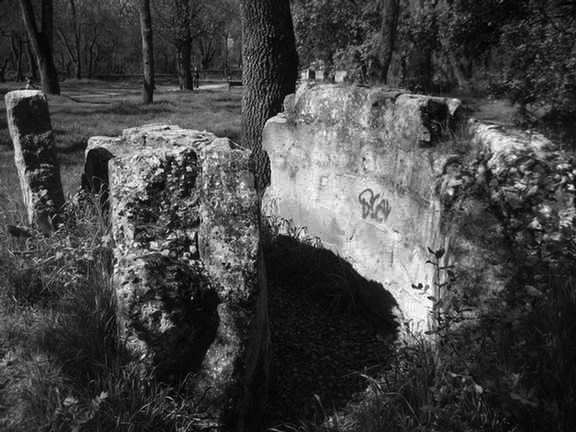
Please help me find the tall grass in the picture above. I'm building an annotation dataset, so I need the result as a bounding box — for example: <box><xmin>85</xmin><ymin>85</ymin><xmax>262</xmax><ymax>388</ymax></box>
<box><xmin>0</xmin><ymin>193</ymin><xmax>206</xmax><ymax>431</ymax></box>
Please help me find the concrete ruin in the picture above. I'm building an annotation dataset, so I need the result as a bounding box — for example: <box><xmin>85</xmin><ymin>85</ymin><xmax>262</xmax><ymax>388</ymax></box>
<box><xmin>4</xmin><ymin>90</ymin><xmax>65</xmax><ymax>232</ymax></box>
<box><xmin>262</xmin><ymin>83</ymin><xmax>576</xmax><ymax>331</ymax></box>
<box><xmin>78</xmin><ymin>87</ymin><xmax>576</xmax><ymax>429</ymax></box>
<box><xmin>262</xmin><ymin>84</ymin><xmax>460</xmax><ymax>330</ymax></box>
<box><xmin>84</xmin><ymin>125</ymin><xmax>267</xmax><ymax>431</ymax></box>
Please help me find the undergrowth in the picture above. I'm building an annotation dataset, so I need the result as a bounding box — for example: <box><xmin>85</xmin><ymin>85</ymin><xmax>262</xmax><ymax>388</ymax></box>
<box><xmin>0</xmin><ymin>192</ymin><xmax>204</xmax><ymax>431</ymax></box>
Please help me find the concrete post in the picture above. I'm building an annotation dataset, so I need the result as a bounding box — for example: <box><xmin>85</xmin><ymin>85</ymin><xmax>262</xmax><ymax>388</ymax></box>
<box><xmin>5</xmin><ymin>90</ymin><xmax>65</xmax><ymax>232</ymax></box>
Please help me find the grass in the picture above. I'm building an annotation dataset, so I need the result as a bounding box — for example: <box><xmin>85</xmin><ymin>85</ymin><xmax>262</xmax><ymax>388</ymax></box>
<box><xmin>0</xmin><ymin>192</ymin><xmax>212</xmax><ymax>431</ymax></box>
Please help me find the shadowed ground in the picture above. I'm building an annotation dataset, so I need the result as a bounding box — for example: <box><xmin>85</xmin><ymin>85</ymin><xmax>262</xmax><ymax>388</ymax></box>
<box><xmin>264</xmin><ymin>236</ymin><xmax>398</xmax><ymax>428</ymax></box>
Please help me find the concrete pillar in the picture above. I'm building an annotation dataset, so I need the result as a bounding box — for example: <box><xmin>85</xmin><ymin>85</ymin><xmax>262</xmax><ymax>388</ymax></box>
<box><xmin>4</xmin><ymin>90</ymin><xmax>65</xmax><ymax>232</ymax></box>
<box><xmin>85</xmin><ymin>124</ymin><xmax>267</xmax><ymax>431</ymax></box>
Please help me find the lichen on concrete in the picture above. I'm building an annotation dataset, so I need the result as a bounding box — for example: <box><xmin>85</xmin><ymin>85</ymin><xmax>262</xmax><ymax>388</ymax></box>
<box><xmin>84</xmin><ymin>124</ymin><xmax>267</xmax><ymax>431</ymax></box>
<box><xmin>4</xmin><ymin>90</ymin><xmax>65</xmax><ymax>231</ymax></box>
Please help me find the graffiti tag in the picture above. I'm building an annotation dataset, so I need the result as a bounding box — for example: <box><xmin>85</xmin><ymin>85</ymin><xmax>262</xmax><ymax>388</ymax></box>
<box><xmin>358</xmin><ymin>188</ymin><xmax>391</xmax><ymax>222</ymax></box>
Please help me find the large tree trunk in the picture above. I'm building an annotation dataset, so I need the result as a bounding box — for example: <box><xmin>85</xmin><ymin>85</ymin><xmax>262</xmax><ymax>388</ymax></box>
<box><xmin>378</xmin><ymin>0</ymin><xmax>400</xmax><ymax>83</ymax></box>
<box><xmin>240</xmin><ymin>0</ymin><xmax>298</xmax><ymax>191</ymax></box>
<box><xmin>174</xmin><ymin>0</ymin><xmax>193</xmax><ymax>90</ymax></box>
<box><xmin>18</xmin><ymin>0</ymin><xmax>60</xmax><ymax>95</ymax></box>
<box><xmin>138</xmin><ymin>0</ymin><xmax>155</xmax><ymax>104</ymax></box>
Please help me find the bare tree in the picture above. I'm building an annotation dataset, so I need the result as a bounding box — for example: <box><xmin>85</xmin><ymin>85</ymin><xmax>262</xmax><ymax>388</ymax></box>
<box><xmin>18</xmin><ymin>0</ymin><xmax>60</xmax><ymax>94</ymax></box>
<box><xmin>378</xmin><ymin>0</ymin><xmax>400</xmax><ymax>83</ymax></box>
<box><xmin>240</xmin><ymin>0</ymin><xmax>298</xmax><ymax>191</ymax></box>
<box><xmin>138</xmin><ymin>0</ymin><xmax>155</xmax><ymax>103</ymax></box>
<box><xmin>173</xmin><ymin>0</ymin><xmax>193</xmax><ymax>90</ymax></box>
<box><xmin>10</xmin><ymin>32</ymin><xmax>25</xmax><ymax>82</ymax></box>
<box><xmin>56</xmin><ymin>0</ymin><xmax>82</xmax><ymax>79</ymax></box>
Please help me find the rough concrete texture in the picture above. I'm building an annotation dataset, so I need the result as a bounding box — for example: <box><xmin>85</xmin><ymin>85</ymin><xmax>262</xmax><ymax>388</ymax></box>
<box><xmin>447</xmin><ymin>121</ymin><xmax>576</xmax><ymax>295</ymax></box>
<box><xmin>262</xmin><ymin>84</ymin><xmax>461</xmax><ymax>330</ymax></box>
<box><xmin>4</xmin><ymin>90</ymin><xmax>65</xmax><ymax>231</ymax></box>
<box><xmin>86</xmin><ymin>124</ymin><xmax>266</xmax><ymax>431</ymax></box>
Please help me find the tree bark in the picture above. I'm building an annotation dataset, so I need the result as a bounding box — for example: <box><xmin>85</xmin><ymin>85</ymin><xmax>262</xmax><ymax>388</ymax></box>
<box><xmin>138</xmin><ymin>0</ymin><xmax>155</xmax><ymax>104</ymax></box>
<box><xmin>18</xmin><ymin>0</ymin><xmax>60</xmax><ymax>94</ymax></box>
<box><xmin>87</xmin><ymin>38</ymin><xmax>98</xmax><ymax>78</ymax></box>
<box><xmin>240</xmin><ymin>0</ymin><xmax>298</xmax><ymax>191</ymax></box>
<box><xmin>10</xmin><ymin>34</ymin><xmax>24</xmax><ymax>82</ymax></box>
<box><xmin>26</xmin><ymin>40</ymin><xmax>38</xmax><ymax>80</ymax></box>
<box><xmin>378</xmin><ymin>0</ymin><xmax>400</xmax><ymax>83</ymax></box>
<box><xmin>404</xmin><ymin>0</ymin><xmax>438</xmax><ymax>93</ymax></box>
<box><xmin>69</xmin><ymin>0</ymin><xmax>82</xmax><ymax>79</ymax></box>
<box><xmin>0</xmin><ymin>58</ymin><xmax>8</xmax><ymax>82</ymax></box>
<box><xmin>447</xmin><ymin>51</ymin><xmax>470</xmax><ymax>92</ymax></box>
<box><xmin>174</xmin><ymin>0</ymin><xmax>193</xmax><ymax>90</ymax></box>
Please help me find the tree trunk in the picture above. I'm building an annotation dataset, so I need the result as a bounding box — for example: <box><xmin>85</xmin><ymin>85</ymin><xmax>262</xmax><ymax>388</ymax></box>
<box><xmin>378</xmin><ymin>0</ymin><xmax>400</xmax><ymax>83</ymax></box>
<box><xmin>88</xmin><ymin>39</ymin><xmax>98</xmax><ymax>78</ymax></box>
<box><xmin>69</xmin><ymin>0</ymin><xmax>82</xmax><ymax>79</ymax></box>
<box><xmin>174</xmin><ymin>0</ymin><xmax>193</xmax><ymax>90</ymax></box>
<box><xmin>448</xmin><ymin>51</ymin><xmax>470</xmax><ymax>93</ymax></box>
<box><xmin>10</xmin><ymin>34</ymin><xmax>24</xmax><ymax>82</ymax></box>
<box><xmin>26</xmin><ymin>41</ymin><xmax>38</xmax><ymax>81</ymax></box>
<box><xmin>18</xmin><ymin>0</ymin><xmax>60</xmax><ymax>94</ymax></box>
<box><xmin>0</xmin><ymin>58</ymin><xmax>8</xmax><ymax>82</ymax></box>
<box><xmin>176</xmin><ymin>44</ymin><xmax>193</xmax><ymax>90</ymax></box>
<box><xmin>404</xmin><ymin>0</ymin><xmax>438</xmax><ymax>93</ymax></box>
<box><xmin>138</xmin><ymin>0</ymin><xmax>155</xmax><ymax>104</ymax></box>
<box><xmin>240</xmin><ymin>0</ymin><xmax>298</xmax><ymax>192</ymax></box>
<box><xmin>408</xmin><ymin>46</ymin><xmax>433</xmax><ymax>93</ymax></box>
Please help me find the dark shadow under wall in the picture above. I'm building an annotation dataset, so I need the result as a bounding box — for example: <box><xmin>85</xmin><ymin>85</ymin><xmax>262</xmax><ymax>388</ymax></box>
<box><xmin>263</xmin><ymin>235</ymin><xmax>399</xmax><ymax>427</ymax></box>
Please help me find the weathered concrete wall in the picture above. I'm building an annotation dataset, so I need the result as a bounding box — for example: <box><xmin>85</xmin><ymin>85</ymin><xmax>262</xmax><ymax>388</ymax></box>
<box><xmin>4</xmin><ymin>90</ymin><xmax>65</xmax><ymax>232</ymax></box>
<box><xmin>84</xmin><ymin>125</ymin><xmax>267</xmax><ymax>431</ymax></box>
<box><xmin>262</xmin><ymin>84</ymin><xmax>461</xmax><ymax>330</ymax></box>
<box><xmin>443</xmin><ymin>121</ymin><xmax>576</xmax><ymax>302</ymax></box>
<box><xmin>262</xmin><ymin>83</ymin><xmax>576</xmax><ymax>332</ymax></box>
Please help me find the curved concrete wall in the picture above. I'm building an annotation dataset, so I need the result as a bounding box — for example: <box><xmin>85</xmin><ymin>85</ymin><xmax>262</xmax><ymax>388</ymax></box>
<box><xmin>262</xmin><ymin>84</ymin><xmax>576</xmax><ymax>332</ymax></box>
<box><xmin>262</xmin><ymin>84</ymin><xmax>461</xmax><ymax>330</ymax></box>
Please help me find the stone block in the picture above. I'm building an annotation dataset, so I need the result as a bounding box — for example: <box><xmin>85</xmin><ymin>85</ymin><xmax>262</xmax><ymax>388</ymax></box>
<box><xmin>4</xmin><ymin>90</ymin><xmax>65</xmax><ymax>232</ymax></box>
<box><xmin>85</xmin><ymin>125</ymin><xmax>266</xmax><ymax>431</ymax></box>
